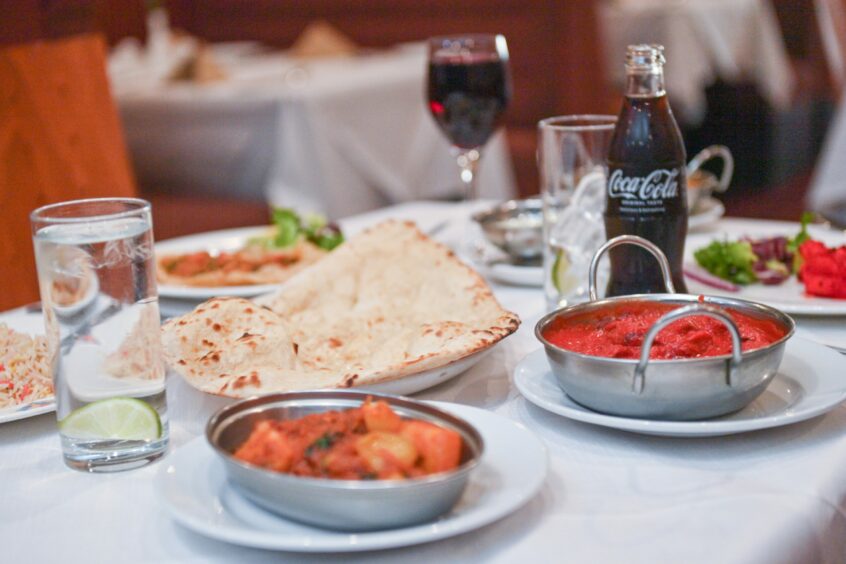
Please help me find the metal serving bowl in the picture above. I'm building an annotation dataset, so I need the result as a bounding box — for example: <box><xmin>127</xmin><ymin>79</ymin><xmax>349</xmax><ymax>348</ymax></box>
<box><xmin>535</xmin><ymin>235</ymin><xmax>795</xmax><ymax>420</ymax></box>
<box><xmin>473</xmin><ymin>198</ymin><xmax>543</xmax><ymax>262</ymax></box>
<box><xmin>206</xmin><ymin>390</ymin><xmax>484</xmax><ymax>531</ymax></box>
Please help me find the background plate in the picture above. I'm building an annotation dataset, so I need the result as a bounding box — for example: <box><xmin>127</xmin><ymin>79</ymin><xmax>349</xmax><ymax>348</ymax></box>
<box><xmin>155</xmin><ymin>402</ymin><xmax>547</xmax><ymax>552</ymax></box>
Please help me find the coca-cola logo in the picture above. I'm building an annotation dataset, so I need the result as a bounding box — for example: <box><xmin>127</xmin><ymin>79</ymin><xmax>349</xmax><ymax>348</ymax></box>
<box><xmin>607</xmin><ymin>169</ymin><xmax>680</xmax><ymax>200</ymax></box>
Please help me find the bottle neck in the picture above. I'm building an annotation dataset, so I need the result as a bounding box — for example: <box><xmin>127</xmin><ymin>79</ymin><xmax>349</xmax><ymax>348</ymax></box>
<box><xmin>624</xmin><ymin>68</ymin><xmax>666</xmax><ymax>98</ymax></box>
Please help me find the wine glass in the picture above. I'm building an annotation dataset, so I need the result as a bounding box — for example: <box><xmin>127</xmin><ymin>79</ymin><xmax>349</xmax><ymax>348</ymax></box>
<box><xmin>427</xmin><ymin>34</ymin><xmax>511</xmax><ymax>253</ymax></box>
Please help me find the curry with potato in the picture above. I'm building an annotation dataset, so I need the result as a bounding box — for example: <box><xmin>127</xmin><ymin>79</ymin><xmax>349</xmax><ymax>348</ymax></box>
<box><xmin>233</xmin><ymin>400</ymin><xmax>463</xmax><ymax>480</ymax></box>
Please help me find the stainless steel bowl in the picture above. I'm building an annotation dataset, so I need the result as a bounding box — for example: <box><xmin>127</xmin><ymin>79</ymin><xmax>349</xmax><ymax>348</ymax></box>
<box><xmin>535</xmin><ymin>236</ymin><xmax>795</xmax><ymax>420</ymax></box>
<box><xmin>206</xmin><ymin>390</ymin><xmax>484</xmax><ymax>531</ymax></box>
<box><xmin>473</xmin><ymin>198</ymin><xmax>543</xmax><ymax>261</ymax></box>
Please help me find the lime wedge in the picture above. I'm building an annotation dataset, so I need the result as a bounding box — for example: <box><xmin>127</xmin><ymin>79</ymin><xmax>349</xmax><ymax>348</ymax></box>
<box><xmin>59</xmin><ymin>397</ymin><xmax>161</xmax><ymax>440</ymax></box>
<box><xmin>551</xmin><ymin>248</ymin><xmax>578</xmax><ymax>295</ymax></box>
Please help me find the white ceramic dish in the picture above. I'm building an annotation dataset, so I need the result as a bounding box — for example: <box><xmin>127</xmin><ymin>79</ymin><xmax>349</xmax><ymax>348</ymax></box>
<box><xmin>684</xmin><ymin>219</ymin><xmax>846</xmax><ymax>315</ymax></box>
<box><xmin>155</xmin><ymin>402</ymin><xmax>547</xmax><ymax>552</ymax></box>
<box><xmin>688</xmin><ymin>197</ymin><xmax>725</xmax><ymax>231</ymax></box>
<box><xmin>794</xmin><ymin>318</ymin><xmax>846</xmax><ymax>353</ymax></box>
<box><xmin>0</xmin><ymin>307</ymin><xmax>56</xmax><ymax>424</ymax></box>
<box><xmin>155</xmin><ymin>226</ymin><xmax>282</xmax><ymax>299</ymax></box>
<box><xmin>514</xmin><ymin>338</ymin><xmax>846</xmax><ymax>437</ymax></box>
<box><xmin>360</xmin><ymin>347</ymin><xmax>494</xmax><ymax>396</ymax></box>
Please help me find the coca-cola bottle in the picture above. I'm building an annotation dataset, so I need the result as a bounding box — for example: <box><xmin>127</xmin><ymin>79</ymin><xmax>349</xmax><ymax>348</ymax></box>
<box><xmin>604</xmin><ymin>44</ymin><xmax>688</xmax><ymax>296</ymax></box>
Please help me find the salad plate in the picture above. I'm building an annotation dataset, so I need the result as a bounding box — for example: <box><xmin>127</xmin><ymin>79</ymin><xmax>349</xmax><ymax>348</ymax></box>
<box><xmin>155</xmin><ymin>402</ymin><xmax>547</xmax><ymax>552</ymax></box>
<box><xmin>684</xmin><ymin>218</ymin><xmax>846</xmax><ymax>315</ymax></box>
<box><xmin>0</xmin><ymin>307</ymin><xmax>55</xmax><ymax>424</ymax></box>
<box><xmin>515</xmin><ymin>339</ymin><xmax>846</xmax><ymax>437</ymax></box>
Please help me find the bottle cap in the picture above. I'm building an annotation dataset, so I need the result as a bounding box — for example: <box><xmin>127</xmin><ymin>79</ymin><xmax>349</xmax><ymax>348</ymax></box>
<box><xmin>625</xmin><ymin>44</ymin><xmax>666</xmax><ymax>70</ymax></box>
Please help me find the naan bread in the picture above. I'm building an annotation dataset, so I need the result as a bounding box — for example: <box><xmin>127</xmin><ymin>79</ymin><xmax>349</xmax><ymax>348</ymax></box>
<box><xmin>162</xmin><ymin>221</ymin><xmax>520</xmax><ymax>396</ymax></box>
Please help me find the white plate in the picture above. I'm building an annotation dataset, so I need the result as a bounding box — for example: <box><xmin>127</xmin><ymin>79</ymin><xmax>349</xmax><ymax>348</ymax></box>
<box><xmin>359</xmin><ymin>347</ymin><xmax>494</xmax><ymax>395</ymax></box>
<box><xmin>514</xmin><ymin>339</ymin><xmax>846</xmax><ymax>437</ymax></box>
<box><xmin>155</xmin><ymin>402</ymin><xmax>547</xmax><ymax>552</ymax></box>
<box><xmin>688</xmin><ymin>197</ymin><xmax>725</xmax><ymax>230</ymax></box>
<box><xmin>794</xmin><ymin>317</ymin><xmax>846</xmax><ymax>353</ymax></box>
<box><xmin>0</xmin><ymin>307</ymin><xmax>56</xmax><ymax>424</ymax></box>
<box><xmin>155</xmin><ymin>226</ymin><xmax>282</xmax><ymax>300</ymax></box>
<box><xmin>685</xmin><ymin>219</ymin><xmax>846</xmax><ymax>315</ymax></box>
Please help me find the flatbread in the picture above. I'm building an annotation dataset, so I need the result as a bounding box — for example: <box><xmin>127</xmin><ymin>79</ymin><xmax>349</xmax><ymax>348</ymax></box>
<box><xmin>162</xmin><ymin>220</ymin><xmax>520</xmax><ymax>396</ymax></box>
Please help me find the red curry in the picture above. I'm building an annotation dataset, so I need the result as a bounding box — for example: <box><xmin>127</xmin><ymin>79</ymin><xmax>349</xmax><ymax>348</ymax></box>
<box><xmin>233</xmin><ymin>400</ymin><xmax>462</xmax><ymax>480</ymax></box>
<box><xmin>542</xmin><ymin>301</ymin><xmax>786</xmax><ymax>360</ymax></box>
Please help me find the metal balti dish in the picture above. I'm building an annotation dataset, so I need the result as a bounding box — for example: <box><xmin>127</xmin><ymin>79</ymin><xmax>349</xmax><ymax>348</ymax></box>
<box><xmin>472</xmin><ymin>198</ymin><xmax>543</xmax><ymax>262</ymax></box>
<box><xmin>535</xmin><ymin>235</ymin><xmax>795</xmax><ymax>420</ymax></box>
<box><xmin>206</xmin><ymin>390</ymin><xmax>484</xmax><ymax>531</ymax></box>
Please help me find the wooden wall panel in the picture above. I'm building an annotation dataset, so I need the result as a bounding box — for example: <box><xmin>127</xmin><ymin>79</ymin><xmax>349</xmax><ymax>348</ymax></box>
<box><xmin>0</xmin><ymin>34</ymin><xmax>137</xmax><ymax>309</ymax></box>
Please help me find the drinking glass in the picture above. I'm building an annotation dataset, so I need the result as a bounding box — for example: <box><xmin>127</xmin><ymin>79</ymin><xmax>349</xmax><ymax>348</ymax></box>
<box><xmin>427</xmin><ymin>34</ymin><xmax>511</xmax><ymax>253</ymax></box>
<box><xmin>31</xmin><ymin>198</ymin><xmax>168</xmax><ymax>472</ymax></box>
<box><xmin>539</xmin><ymin>116</ymin><xmax>616</xmax><ymax>310</ymax></box>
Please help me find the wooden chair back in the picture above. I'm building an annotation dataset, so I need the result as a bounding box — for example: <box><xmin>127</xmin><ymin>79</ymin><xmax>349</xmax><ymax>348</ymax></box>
<box><xmin>0</xmin><ymin>33</ymin><xmax>136</xmax><ymax>310</ymax></box>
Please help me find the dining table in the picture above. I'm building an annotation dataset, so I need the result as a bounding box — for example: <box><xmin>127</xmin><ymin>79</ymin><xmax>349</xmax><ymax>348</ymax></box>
<box><xmin>597</xmin><ymin>0</ymin><xmax>795</xmax><ymax>125</ymax></box>
<box><xmin>2</xmin><ymin>201</ymin><xmax>846</xmax><ymax>563</ymax></box>
<box><xmin>108</xmin><ymin>40</ymin><xmax>517</xmax><ymax>219</ymax></box>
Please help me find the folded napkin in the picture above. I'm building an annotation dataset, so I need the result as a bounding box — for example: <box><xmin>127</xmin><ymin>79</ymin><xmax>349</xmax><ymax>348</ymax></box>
<box><xmin>290</xmin><ymin>20</ymin><xmax>358</xmax><ymax>58</ymax></box>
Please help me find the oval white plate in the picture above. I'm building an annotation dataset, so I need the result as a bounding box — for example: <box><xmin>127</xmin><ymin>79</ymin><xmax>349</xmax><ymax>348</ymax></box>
<box><xmin>360</xmin><ymin>347</ymin><xmax>494</xmax><ymax>396</ymax></box>
<box><xmin>684</xmin><ymin>218</ymin><xmax>846</xmax><ymax>315</ymax></box>
<box><xmin>155</xmin><ymin>402</ymin><xmax>547</xmax><ymax>552</ymax></box>
<box><xmin>514</xmin><ymin>338</ymin><xmax>846</xmax><ymax>437</ymax></box>
<box><xmin>155</xmin><ymin>226</ymin><xmax>283</xmax><ymax>300</ymax></box>
<box><xmin>0</xmin><ymin>307</ymin><xmax>56</xmax><ymax>424</ymax></box>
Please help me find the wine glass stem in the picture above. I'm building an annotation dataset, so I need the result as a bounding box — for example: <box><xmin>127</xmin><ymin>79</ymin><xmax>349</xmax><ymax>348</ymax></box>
<box><xmin>456</xmin><ymin>148</ymin><xmax>481</xmax><ymax>201</ymax></box>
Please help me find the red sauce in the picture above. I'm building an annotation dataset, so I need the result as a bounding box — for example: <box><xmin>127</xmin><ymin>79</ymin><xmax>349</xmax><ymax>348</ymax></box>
<box><xmin>542</xmin><ymin>301</ymin><xmax>786</xmax><ymax>360</ymax></box>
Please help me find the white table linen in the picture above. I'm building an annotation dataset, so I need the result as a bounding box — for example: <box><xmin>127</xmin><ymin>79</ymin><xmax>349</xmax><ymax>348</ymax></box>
<box><xmin>2</xmin><ymin>203</ymin><xmax>846</xmax><ymax>563</ymax></box>
<box><xmin>598</xmin><ymin>0</ymin><xmax>794</xmax><ymax>124</ymax></box>
<box><xmin>809</xmin><ymin>99</ymin><xmax>846</xmax><ymax>215</ymax></box>
<box><xmin>109</xmin><ymin>44</ymin><xmax>516</xmax><ymax>218</ymax></box>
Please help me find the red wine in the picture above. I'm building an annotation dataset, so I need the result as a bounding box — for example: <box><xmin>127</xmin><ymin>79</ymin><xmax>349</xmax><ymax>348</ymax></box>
<box><xmin>427</xmin><ymin>58</ymin><xmax>510</xmax><ymax>149</ymax></box>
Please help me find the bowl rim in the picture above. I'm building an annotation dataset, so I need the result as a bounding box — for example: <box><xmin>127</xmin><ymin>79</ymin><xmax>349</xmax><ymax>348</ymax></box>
<box><xmin>206</xmin><ymin>390</ymin><xmax>484</xmax><ymax>490</ymax></box>
<box><xmin>534</xmin><ymin>293</ymin><xmax>796</xmax><ymax>365</ymax></box>
<box><xmin>472</xmin><ymin>197</ymin><xmax>542</xmax><ymax>225</ymax></box>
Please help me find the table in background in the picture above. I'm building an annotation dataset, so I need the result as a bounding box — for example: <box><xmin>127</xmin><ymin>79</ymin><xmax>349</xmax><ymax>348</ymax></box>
<box><xmin>598</xmin><ymin>0</ymin><xmax>795</xmax><ymax>124</ymax></box>
<box><xmin>109</xmin><ymin>43</ymin><xmax>516</xmax><ymax>219</ymax></box>
<box><xmin>2</xmin><ymin>203</ymin><xmax>846</xmax><ymax>563</ymax></box>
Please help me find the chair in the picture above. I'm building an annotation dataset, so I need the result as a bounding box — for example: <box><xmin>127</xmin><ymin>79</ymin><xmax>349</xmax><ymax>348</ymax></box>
<box><xmin>0</xmin><ymin>33</ymin><xmax>270</xmax><ymax>310</ymax></box>
<box><xmin>0</xmin><ymin>34</ymin><xmax>135</xmax><ymax>310</ymax></box>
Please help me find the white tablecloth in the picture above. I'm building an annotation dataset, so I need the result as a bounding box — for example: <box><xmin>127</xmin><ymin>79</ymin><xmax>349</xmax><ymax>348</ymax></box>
<box><xmin>598</xmin><ymin>0</ymin><xmax>794</xmax><ymax>124</ymax></box>
<box><xmin>109</xmin><ymin>43</ymin><xmax>516</xmax><ymax>219</ymax></box>
<box><xmin>2</xmin><ymin>203</ymin><xmax>846</xmax><ymax>563</ymax></box>
<box><xmin>809</xmin><ymin>99</ymin><xmax>846</xmax><ymax>217</ymax></box>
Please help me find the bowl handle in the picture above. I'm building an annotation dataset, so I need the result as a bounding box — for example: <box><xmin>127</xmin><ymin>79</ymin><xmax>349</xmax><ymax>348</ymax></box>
<box><xmin>632</xmin><ymin>303</ymin><xmax>743</xmax><ymax>395</ymax></box>
<box><xmin>588</xmin><ymin>235</ymin><xmax>676</xmax><ymax>301</ymax></box>
<box><xmin>686</xmin><ymin>145</ymin><xmax>734</xmax><ymax>193</ymax></box>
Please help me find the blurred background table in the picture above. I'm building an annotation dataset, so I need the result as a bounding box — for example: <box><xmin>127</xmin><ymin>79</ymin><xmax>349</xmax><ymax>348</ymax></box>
<box><xmin>598</xmin><ymin>0</ymin><xmax>795</xmax><ymax>124</ymax></box>
<box><xmin>108</xmin><ymin>40</ymin><xmax>516</xmax><ymax>218</ymax></box>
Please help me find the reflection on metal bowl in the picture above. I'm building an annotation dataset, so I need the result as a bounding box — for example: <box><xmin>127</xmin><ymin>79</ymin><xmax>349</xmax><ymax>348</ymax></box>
<box><xmin>206</xmin><ymin>390</ymin><xmax>484</xmax><ymax>531</ymax></box>
<box><xmin>473</xmin><ymin>198</ymin><xmax>543</xmax><ymax>262</ymax></box>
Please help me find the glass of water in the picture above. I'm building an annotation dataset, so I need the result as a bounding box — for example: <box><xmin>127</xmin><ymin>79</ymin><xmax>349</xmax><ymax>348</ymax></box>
<box><xmin>538</xmin><ymin>116</ymin><xmax>616</xmax><ymax>311</ymax></box>
<box><xmin>31</xmin><ymin>198</ymin><xmax>168</xmax><ymax>472</ymax></box>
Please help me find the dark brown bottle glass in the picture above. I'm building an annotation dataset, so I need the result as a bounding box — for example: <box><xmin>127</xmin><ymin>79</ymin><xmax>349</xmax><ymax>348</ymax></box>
<box><xmin>604</xmin><ymin>44</ymin><xmax>688</xmax><ymax>296</ymax></box>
